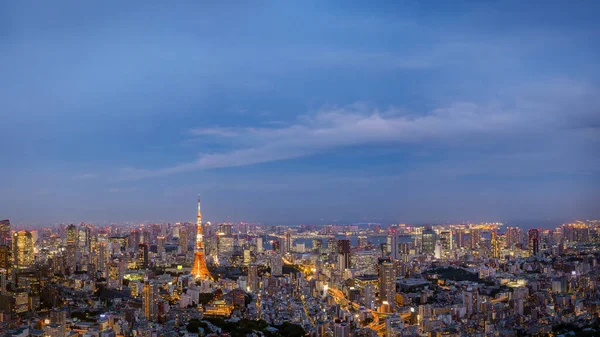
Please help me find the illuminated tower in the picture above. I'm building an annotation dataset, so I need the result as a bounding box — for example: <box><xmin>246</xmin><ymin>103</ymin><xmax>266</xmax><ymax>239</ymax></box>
<box><xmin>142</xmin><ymin>279</ymin><xmax>159</xmax><ymax>321</ymax></box>
<box><xmin>491</xmin><ymin>231</ymin><xmax>499</xmax><ymax>258</ymax></box>
<box><xmin>191</xmin><ymin>196</ymin><xmax>212</xmax><ymax>280</ymax></box>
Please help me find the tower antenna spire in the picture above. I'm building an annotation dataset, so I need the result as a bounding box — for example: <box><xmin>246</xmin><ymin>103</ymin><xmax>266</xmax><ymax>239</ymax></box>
<box><xmin>191</xmin><ymin>194</ymin><xmax>211</xmax><ymax>280</ymax></box>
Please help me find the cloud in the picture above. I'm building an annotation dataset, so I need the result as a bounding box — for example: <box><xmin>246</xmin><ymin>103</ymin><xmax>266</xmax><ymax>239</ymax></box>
<box><xmin>120</xmin><ymin>80</ymin><xmax>599</xmax><ymax>181</ymax></box>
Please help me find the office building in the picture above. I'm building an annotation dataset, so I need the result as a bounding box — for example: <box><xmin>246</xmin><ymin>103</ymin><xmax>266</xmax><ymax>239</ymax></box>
<box><xmin>13</xmin><ymin>230</ymin><xmax>34</xmax><ymax>269</ymax></box>
<box><xmin>421</xmin><ymin>227</ymin><xmax>437</xmax><ymax>255</ymax></box>
<box><xmin>529</xmin><ymin>229</ymin><xmax>540</xmax><ymax>257</ymax></box>
<box><xmin>378</xmin><ymin>262</ymin><xmax>396</xmax><ymax>308</ymax></box>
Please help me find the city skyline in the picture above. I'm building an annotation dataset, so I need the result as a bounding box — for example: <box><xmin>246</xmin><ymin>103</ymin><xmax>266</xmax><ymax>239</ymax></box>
<box><xmin>2</xmin><ymin>1</ymin><xmax>599</xmax><ymax>224</ymax></box>
<box><xmin>1</xmin><ymin>198</ymin><xmax>600</xmax><ymax>336</ymax></box>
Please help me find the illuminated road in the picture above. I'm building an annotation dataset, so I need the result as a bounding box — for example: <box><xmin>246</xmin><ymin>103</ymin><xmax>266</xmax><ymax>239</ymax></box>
<box><xmin>491</xmin><ymin>295</ymin><xmax>509</xmax><ymax>304</ymax></box>
<box><xmin>327</xmin><ymin>286</ymin><xmax>386</xmax><ymax>335</ymax></box>
<box><xmin>300</xmin><ymin>294</ymin><xmax>316</xmax><ymax>328</ymax></box>
<box><xmin>282</xmin><ymin>258</ymin><xmax>393</xmax><ymax>335</ymax></box>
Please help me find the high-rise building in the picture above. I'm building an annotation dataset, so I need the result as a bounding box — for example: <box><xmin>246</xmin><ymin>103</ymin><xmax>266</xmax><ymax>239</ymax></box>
<box><xmin>0</xmin><ymin>220</ymin><xmax>10</xmax><ymax>275</ymax></box>
<box><xmin>327</xmin><ymin>238</ymin><xmax>337</xmax><ymax>254</ymax></box>
<box><xmin>421</xmin><ymin>227</ymin><xmax>436</xmax><ymax>255</ymax></box>
<box><xmin>363</xmin><ymin>283</ymin><xmax>376</xmax><ymax>309</ymax></box>
<box><xmin>352</xmin><ymin>250</ymin><xmax>378</xmax><ymax>275</ymax></box>
<box><xmin>65</xmin><ymin>224</ymin><xmax>78</xmax><ymax>273</ymax></box>
<box><xmin>505</xmin><ymin>227</ymin><xmax>520</xmax><ymax>249</ymax></box>
<box><xmin>0</xmin><ymin>271</ymin><xmax>7</xmax><ymax>295</ymax></box>
<box><xmin>50</xmin><ymin>308</ymin><xmax>67</xmax><ymax>337</ymax></box>
<box><xmin>397</xmin><ymin>234</ymin><xmax>413</xmax><ymax>261</ymax></box>
<box><xmin>388</xmin><ymin>232</ymin><xmax>398</xmax><ymax>260</ymax></box>
<box><xmin>218</xmin><ymin>235</ymin><xmax>234</xmax><ymax>256</ymax></box>
<box><xmin>256</xmin><ymin>237</ymin><xmax>263</xmax><ymax>252</ymax></box>
<box><xmin>129</xmin><ymin>229</ymin><xmax>140</xmax><ymax>250</ymax></box>
<box><xmin>0</xmin><ymin>220</ymin><xmax>10</xmax><ymax>246</ymax></box>
<box><xmin>78</xmin><ymin>223</ymin><xmax>91</xmax><ymax>249</ymax></box>
<box><xmin>378</xmin><ymin>262</ymin><xmax>396</xmax><ymax>308</ymax></box>
<box><xmin>191</xmin><ymin>196</ymin><xmax>212</xmax><ymax>280</ymax></box>
<box><xmin>463</xmin><ymin>287</ymin><xmax>480</xmax><ymax>316</ymax></box>
<box><xmin>138</xmin><ymin>243</ymin><xmax>149</xmax><ymax>269</ymax></box>
<box><xmin>219</xmin><ymin>223</ymin><xmax>233</xmax><ymax>236</ymax></box>
<box><xmin>455</xmin><ymin>228</ymin><xmax>466</xmax><ymax>249</ymax></box>
<box><xmin>270</xmin><ymin>254</ymin><xmax>283</xmax><ymax>276</ymax></box>
<box><xmin>337</xmin><ymin>239</ymin><xmax>351</xmax><ymax>271</ymax></box>
<box><xmin>285</xmin><ymin>231</ymin><xmax>292</xmax><ymax>254</ymax></box>
<box><xmin>179</xmin><ymin>225</ymin><xmax>188</xmax><ymax>255</ymax></box>
<box><xmin>156</xmin><ymin>236</ymin><xmax>165</xmax><ymax>255</ymax></box>
<box><xmin>528</xmin><ymin>229</ymin><xmax>540</xmax><ymax>257</ymax></box>
<box><xmin>13</xmin><ymin>230</ymin><xmax>34</xmax><ymax>269</ymax></box>
<box><xmin>491</xmin><ymin>231</ymin><xmax>499</xmax><ymax>258</ymax></box>
<box><xmin>108</xmin><ymin>259</ymin><xmax>125</xmax><ymax>289</ymax></box>
<box><xmin>0</xmin><ymin>245</ymin><xmax>10</xmax><ymax>273</ymax></box>
<box><xmin>98</xmin><ymin>233</ymin><xmax>108</xmax><ymax>271</ymax></box>
<box><xmin>357</xmin><ymin>236</ymin><xmax>368</xmax><ymax>248</ymax></box>
<box><xmin>248</xmin><ymin>264</ymin><xmax>259</xmax><ymax>293</ymax></box>
<box><xmin>66</xmin><ymin>224</ymin><xmax>78</xmax><ymax>245</ymax></box>
<box><xmin>142</xmin><ymin>280</ymin><xmax>160</xmax><ymax>321</ymax></box>
<box><xmin>470</xmin><ymin>228</ymin><xmax>482</xmax><ymax>250</ymax></box>
<box><xmin>439</xmin><ymin>231</ymin><xmax>453</xmax><ymax>251</ymax></box>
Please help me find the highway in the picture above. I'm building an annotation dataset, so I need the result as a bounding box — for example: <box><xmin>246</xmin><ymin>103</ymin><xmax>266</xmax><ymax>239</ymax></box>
<box><xmin>282</xmin><ymin>257</ymin><xmax>412</xmax><ymax>336</ymax></box>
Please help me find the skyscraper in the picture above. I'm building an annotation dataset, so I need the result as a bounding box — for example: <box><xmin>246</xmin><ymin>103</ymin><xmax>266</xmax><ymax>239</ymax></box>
<box><xmin>421</xmin><ymin>227</ymin><xmax>436</xmax><ymax>255</ymax></box>
<box><xmin>439</xmin><ymin>231</ymin><xmax>453</xmax><ymax>251</ymax></box>
<box><xmin>0</xmin><ymin>245</ymin><xmax>10</xmax><ymax>273</ymax></box>
<box><xmin>65</xmin><ymin>224</ymin><xmax>78</xmax><ymax>273</ymax></box>
<box><xmin>505</xmin><ymin>227</ymin><xmax>520</xmax><ymax>249</ymax></box>
<box><xmin>470</xmin><ymin>228</ymin><xmax>482</xmax><ymax>250</ymax></box>
<box><xmin>337</xmin><ymin>239</ymin><xmax>351</xmax><ymax>271</ymax></box>
<box><xmin>378</xmin><ymin>261</ymin><xmax>396</xmax><ymax>308</ymax></box>
<box><xmin>270</xmin><ymin>254</ymin><xmax>283</xmax><ymax>276</ymax></box>
<box><xmin>455</xmin><ymin>228</ymin><xmax>466</xmax><ymax>249</ymax></box>
<box><xmin>388</xmin><ymin>232</ymin><xmax>399</xmax><ymax>260</ymax></box>
<box><xmin>491</xmin><ymin>231</ymin><xmax>499</xmax><ymax>258</ymax></box>
<box><xmin>156</xmin><ymin>236</ymin><xmax>165</xmax><ymax>255</ymax></box>
<box><xmin>0</xmin><ymin>220</ymin><xmax>11</xmax><ymax>274</ymax></box>
<box><xmin>13</xmin><ymin>230</ymin><xmax>34</xmax><ymax>269</ymax></box>
<box><xmin>529</xmin><ymin>229</ymin><xmax>540</xmax><ymax>257</ymax></box>
<box><xmin>256</xmin><ymin>237</ymin><xmax>263</xmax><ymax>252</ymax></box>
<box><xmin>66</xmin><ymin>224</ymin><xmax>78</xmax><ymax>245</ymax></box>
<box><xmin>248</xmin><ymin>264</ymin><xmax>259</xmax><ymax>293</ymax></box>
<box><xmin>191</xmin><ymin>196</ymin><xmax>212</xmax><ymax>280</ymax></box>
<box><xmin>142</xmin><ymin>280</ymin><xmax>159</xmax><ymax>321</ymax></box>
<box><xmin>397</xmin><ymin>234</ymin><xmax>413</xmax><ymax>261</ymax></box>
<box><xmin>179</xmin><ymin>225</ymin><xmax>188</xmax><ymax>255</ymax></box>
<box><xmin>98</xmin><ymin>233</ymin><xmax>108</xmax><ymax>271</ymax></box>
<box><xmin>0</xmin><ymin>220</ymin><xmax>10</xmax><ymax>246</ymax></box>
<box><xmin>285</xmin><ymin>231</ymin><xmax>292</xmax><ymax>254</ymax></box>
<box><xmin>138</xmin><ymin>243</ymin><xmax>149</xmax><ymax>269</ymax></box>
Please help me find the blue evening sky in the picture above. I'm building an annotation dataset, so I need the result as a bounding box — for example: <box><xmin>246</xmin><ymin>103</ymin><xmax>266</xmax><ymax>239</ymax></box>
<box><xmin>1</xmin><ymin>0</ymin><xmax>599</xmax><ymax>226</ymax></box>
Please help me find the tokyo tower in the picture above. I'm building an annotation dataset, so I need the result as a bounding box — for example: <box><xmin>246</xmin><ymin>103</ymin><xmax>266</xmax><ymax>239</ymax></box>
<box><xmin>191</xmin><ymin>196</ymin><xmax>212</xmax><ymax>280</ymax></box>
